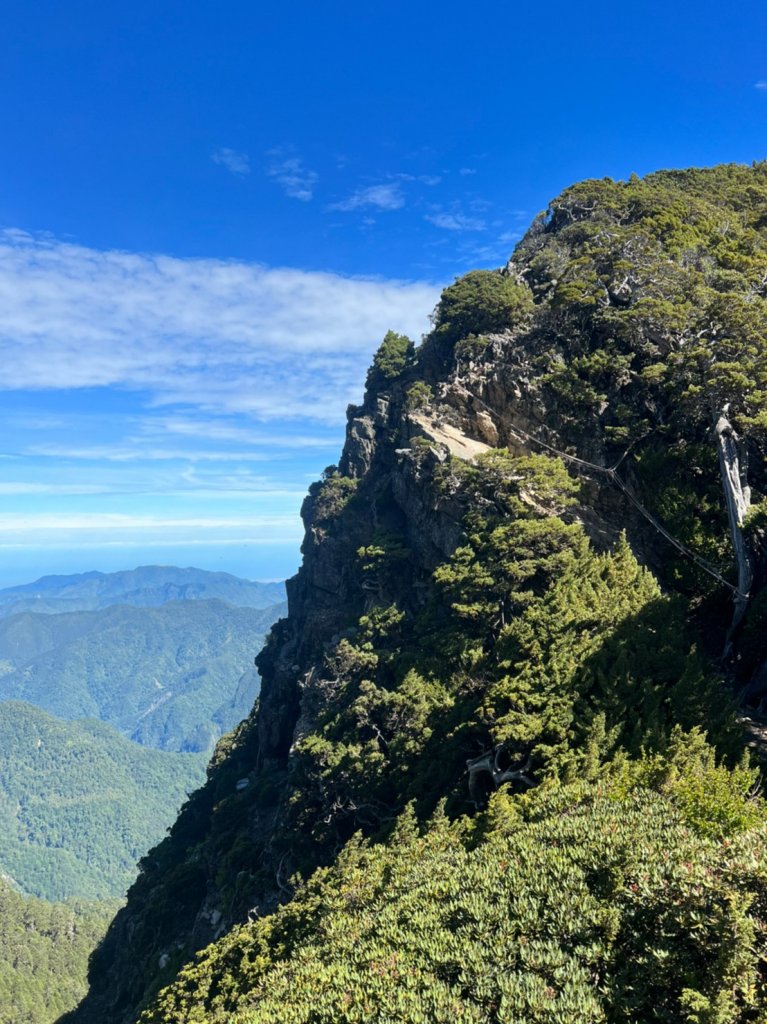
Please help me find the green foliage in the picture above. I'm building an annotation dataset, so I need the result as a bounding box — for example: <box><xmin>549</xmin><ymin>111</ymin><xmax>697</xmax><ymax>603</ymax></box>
<box><xmin>309</xmin><ymin>470</ymin><xmax>360</xmax><ymax>524</ymax></box>
<box><xmin>366</xmin><ymin>330</ymin><xmax>415</xmax><ymax>387</ymax></box>
<box><xmin>283</xmin><ymin>450</ymin><xmax>742</xmax><ymax>857</ymax></box>
<box><xmin>356</xmin><ymin>531</ymin><xmax>410</xmax><ymax>597</ymax></box>
<box><xmin>432</xmin><ymin>270</ymin><xmax>533</xmax><ymax>343</ymax></box>
<box><xmin>0</xmin><ymin>876</ymin><xmax>117</xmax><ymax>1024</ymax></box>
<box><xmin>404</xmin><ymin>380</ymin><xmax>433</xmax><ymax>411</ymax></box>
<box><xmin>454</xmin><ymin>333</ymin><xmax>490</xmax><ymax>363</ymax></box>
<box><xmin>640</xmin><ymin>727</ymin><xmax>764</xmax><ymax>838</ymax></box>
<box><xmin>435</xmin><ymin>451</ymin><xmax>584</xmax><ymax>627</ymax></box>
<box><xmin>515</xmin><ymin>164</ymin><xmax>767</xmax><ymax>444</ymax></box>
<box><xmin>0</xmin><ymin>702</ymin><xmax>206</xmax><ymax>899</ymax></box>
<box><xmin>141</xmin><ymin>790</ymin><xmax>767</xmax><ymax>1024</ymax></box>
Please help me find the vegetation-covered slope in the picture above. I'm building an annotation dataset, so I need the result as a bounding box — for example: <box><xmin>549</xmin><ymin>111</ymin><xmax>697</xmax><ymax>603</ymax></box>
<box><xmin>0</xmin><ymin>878</ymin><xmax>117</xmax><ymax>1024</ymax></box>
<box><xmin>66</xmin><ymin>162</ymin><xmax>767</xmax><ymax>1024</ymax></box>
<box><xmin>0</xmin><ymin>598</ymin><xmax>284</xmax><ymax>752</ymax></box>
<box><xmin>0</xmin><ymin>702</ymin><xmax>206</xmax><ymax>899</ymax></box>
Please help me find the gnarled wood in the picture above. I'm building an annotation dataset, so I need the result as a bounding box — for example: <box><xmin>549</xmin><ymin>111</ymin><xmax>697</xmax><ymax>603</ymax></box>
<box><xmin>467</xmin><ymin>747</ymin><xmax>534</xmax><ymax>806</ymax></box>
<box><xmin>715</xmin><ymin>406</ymin><xmax>753</xmax><ymax>649</ymax></box>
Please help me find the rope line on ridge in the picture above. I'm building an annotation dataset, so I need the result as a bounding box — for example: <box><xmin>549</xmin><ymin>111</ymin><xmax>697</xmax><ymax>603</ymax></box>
<box><xmin>502</xmin><ymin>421</ymin><xmax>745</xmax><ymax>598</ymax></box>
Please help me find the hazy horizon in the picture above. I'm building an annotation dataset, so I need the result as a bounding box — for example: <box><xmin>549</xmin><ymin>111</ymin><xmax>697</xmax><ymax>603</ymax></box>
<box><xmin>0</xmin><ymin>544</ymin><xmax>298</xmax><ymax>590</ymax></box>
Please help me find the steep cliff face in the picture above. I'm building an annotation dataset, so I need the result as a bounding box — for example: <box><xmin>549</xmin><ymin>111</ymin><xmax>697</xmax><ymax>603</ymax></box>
<box><xmin>66</xmin><ymin>163</ymin><xmax>767</xmax><ymax>1024</ymax></box>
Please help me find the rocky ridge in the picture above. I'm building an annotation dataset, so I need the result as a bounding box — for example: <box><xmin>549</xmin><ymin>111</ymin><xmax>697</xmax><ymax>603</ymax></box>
<box><xmin>65</xmin><ymin>162</ymin><xmax>767</xmax><ymax>1023</ymax></box>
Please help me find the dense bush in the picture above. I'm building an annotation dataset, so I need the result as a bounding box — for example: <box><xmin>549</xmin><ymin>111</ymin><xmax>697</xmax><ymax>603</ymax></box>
<box><xmin>366</xmin><ymin>330</ymin><xmax>415</xmax><ymax>387</ymax></box>
<box><xmin>143</xmin><ymin>788</ymin><xmax>767</xmax><ymax>1024</ymax></box>
<box><xmin>432</xmin><ymin>270</ymin><xmax>533</xmax><ymax>342</ymax></box>
<box><xmin>307</xmin><ymin>470</ymin><xmax>360</xmax><ymax>525</ymax></box>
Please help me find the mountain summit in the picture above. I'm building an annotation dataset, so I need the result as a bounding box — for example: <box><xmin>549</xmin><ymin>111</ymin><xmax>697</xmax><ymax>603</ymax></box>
<box><xmin>66</xmin><ymin>163</ymin><xmax>767</xmax><ymax>1024</ymax></box>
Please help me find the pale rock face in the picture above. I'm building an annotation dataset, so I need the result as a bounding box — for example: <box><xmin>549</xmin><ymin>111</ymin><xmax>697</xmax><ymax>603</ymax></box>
<box><xmin>474</xmin><ymin>409</ymin><xmax>499</xmax><ymax>446</ymax></box>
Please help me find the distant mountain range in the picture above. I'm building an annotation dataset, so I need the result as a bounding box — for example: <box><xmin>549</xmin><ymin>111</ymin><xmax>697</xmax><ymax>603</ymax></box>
<box><xmin>0</xmin><ymin>565</ymin><xmax>285</xmax><ymax>618</ymax></box>
<box><xmin>0</xmin><ymin>565</ymin><xmax>287</xmax><ymax>902</ymax></box>
<box><xmin>0</xmin><ymin>701</ymin><xmax>206</xmax><ymax>900</ymax></box>
<box><xmin>0</xmin><ymin>598</ymin><xmax>285</xmax><ymax>752</ymax></box>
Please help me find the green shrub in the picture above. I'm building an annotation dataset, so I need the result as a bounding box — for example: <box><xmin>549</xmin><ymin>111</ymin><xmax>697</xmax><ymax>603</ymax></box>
<box><xmin>310</xmin><ymin>472</ymin><xmax>359</xmax><ymax>524</ymax></box>
<box><xmin>404</xmin><ymin>381</ymin><xmax>433</xmax><ymax>411</ymax></box>
<box><xmin>366</xmin><ymin>331</ymin><xmax>415</xmax><ymax>387</ymax></box>
<box><xmin>141</xmin><ymin>792</ymin><xmax>767</xmax><ymax>1024</ymax></box>
<box><xmin>433</xmin><ymin>270</ymin><xmax>533</xmax><ymax>342</ymax></box>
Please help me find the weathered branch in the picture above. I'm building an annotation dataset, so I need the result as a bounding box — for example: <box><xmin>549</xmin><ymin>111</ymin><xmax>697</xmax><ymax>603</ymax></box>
<box><xmin>715</xmin><ymin>406</ymin><xmax>753</xmax><ymax>652</ymax></box>
<box><xmin>467</xmin><ymin>746</ymin><xmax>534</xmax><ymax>806</ymax></box>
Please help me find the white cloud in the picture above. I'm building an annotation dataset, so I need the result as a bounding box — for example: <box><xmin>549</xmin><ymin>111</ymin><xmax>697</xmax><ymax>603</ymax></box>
<box><xmin>459</xmin><ymin>168</ymin><xmax>477</xmax><ymax>176</ymax></box>
<box><xmin>144</xmin><ymin>415</ymin><xmax>341</xmax><ymax>448</ymax></box>
<box><xmin>0</xmin><ymin>482</ymin><xmax>105</xmax><ymax>495</ymax></box>
<box><xmin>755</xmin><ymin>81</ymin><xmax>767</xmax><ymax>90</ymax></box>
<box><xmin>330</xmin><ymin>183</ymin><xmax>405</xmax><ymax>212</ymax></box>
<box><xmin>26</xmin><ymin>444</ymin><xmax>275</xmax><ymax>462</ymax></box>
<box><xmin>266</xmin><ymin>152</ymin><xmax>318</xmax><ymax>200</ymax></box>
<box><xmin>395</xmin><ymin>173</ymin><xmax>442</xmax><ymax>186</ymax></box>
<box><xmin>212</xmin><ymin>147</ymin><xmax>251</xmax><ymax>176</ymax></box>
<box><xmin>425</xmin><ymin>212</ymin><xmax>486</xmax><ymax>232</ymax></box>
<box><xmin>0</xmin><ymin>513</ymin><xmax>289</xmax><ymax>531</ymax></box>
<box><xmin>0</xmin><ymin>230</ymin><xmax>440</xmax><ymax>423</ymax></box>
<box><xmin>0</xmin><ymin>512</ymin><xmax>304</xmax><ymax>547</ymax></box>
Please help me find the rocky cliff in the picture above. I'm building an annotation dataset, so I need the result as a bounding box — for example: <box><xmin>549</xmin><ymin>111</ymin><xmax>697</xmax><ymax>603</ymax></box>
<box><xmin>65</xmin><ymin>162</ymin><xmax>767</xmax><ymax>1024</ymax></box>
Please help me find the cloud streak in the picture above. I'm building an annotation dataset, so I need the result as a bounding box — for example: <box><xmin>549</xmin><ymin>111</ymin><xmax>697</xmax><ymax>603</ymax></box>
<box><xmin>0</xmin><ymin>512</ymin><xmax>304</xmax><ymax>548</ymax></box>
<box><xmin>266</xmin><ymin>152</ymin><xmax>318</xmax><ymax>200</ymax></box>
<box><xmin>425</xmin><ymin>212</ymin><xmax>486</xmax><ymax>232</ymax></box>
<box><xmin>212</xmin><ymin>148</ymin><xmax>251</xmax><ymax>175</ymax></box>
<box><xmin>330</xmin><ymin>183</ymin><xmax>405</xmax><ymax>212</ymax></box>
<box><xmin>0</xmin><ymin>230</ymin><xmax>440</xmax><ymax>423</ymax></box>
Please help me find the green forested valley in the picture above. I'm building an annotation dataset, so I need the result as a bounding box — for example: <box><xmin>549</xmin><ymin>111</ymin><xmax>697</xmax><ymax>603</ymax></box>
<box><xmin>0</xmin><ymin>701</ymin><xmax>206</xmax><ymax>900</ymax></box>
<box><xmin>0</xmin><ymin>878</ymin><xmax>118</xmax><ymax>1024</ymax></box>
<box><xmin>0</xmin><ymin>597</ymin><xmax>285</xmax><ymax>752</ymax></box>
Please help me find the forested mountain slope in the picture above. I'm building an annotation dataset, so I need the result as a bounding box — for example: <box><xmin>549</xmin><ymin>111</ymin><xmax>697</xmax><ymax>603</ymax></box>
<box><xmin>0</xmin><ymin>598</ymin><xmax>285</xmax><ymax>752</ymax></box>
<box><xmin>66</xmin><ymin>162</ymin><xmax>767</xmax><ymax>1024</ymax></box>
<box><xmin>0</xmin><ymin>877</ymin><xmax>118</xmax><ymax>1024</ymax></box>
<box><xmin>0</xmin><ymin>702</ymin><xmax>206</xmax><ymax>900</ymax></box>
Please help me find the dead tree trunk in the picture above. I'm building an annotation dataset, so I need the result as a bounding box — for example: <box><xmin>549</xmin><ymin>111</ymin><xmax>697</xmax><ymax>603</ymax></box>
<box><xmin>715</xmin><ymin>406</ymin><xmax>753</xmax><ymax>652</ymax></box>
<box><xmin>467</xmin><ymin>747</ymin><xmax>534</xmax><ymax>807</ymax></box>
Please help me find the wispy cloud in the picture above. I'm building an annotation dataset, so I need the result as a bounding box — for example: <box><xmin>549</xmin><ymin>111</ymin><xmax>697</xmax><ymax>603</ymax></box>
<box><xmin>0</xmin><ymin>230</ymin><xmax>439</xmax><ymax>423</ymax></box>
<box><xmin>0</xmin><ymin>513</ymin><xmax>292</xmax><ymax>531</ymax></box>
<box><xmin>755</xmin><ymin>81</ymin><xmax>767</xmax><ymax>90</ymax></box>
<box><xmin>0</xmin><ymin>512</ymin><xmax>304</xmax><ymax>548</ymax></box>
<box><xmin>329</xmin><ymin>183</ymin><xmax>405</xmax><ymax>212</ymax></box>
<box><xmin>26</xmin><ymin>445</ymin><xmax>275</xmax><ymax>463</ymax></box>
<box><xmin>145</xmin><ymin>415</ymin><xmax>341</xmax><ymax>448</ymax></box>
<box><xmin>425</xmin><ymin>211</ymin><xmax>486</xmax><ymax>232</ymax></box>
<box><xmin>0</xmin><ymin>482</ymin><xmax>106</xmax><ymax>495</ymax></box>
<box><xmin>395</xmin><ymin>173</ymin><xmax>442</xmax><ymax>186</ymax></box>
<box><xmin>266</xmin><ymin>151</ymin><xmax>318</xmax><ymax>201</ymax></box>
<box><xmin>211</xmin><ymin>147</ymin><xmax>251</xmax><ymax>176</ymax></box>
<box><xmin>458</xmin><ymin>168</ymin><xmax>477</xmax><ymax>176</ymax></box>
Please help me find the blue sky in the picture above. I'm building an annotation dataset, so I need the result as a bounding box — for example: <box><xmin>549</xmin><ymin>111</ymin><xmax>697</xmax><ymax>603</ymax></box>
<box><xmin>1</xmin><ymin>0</ymin><xmax>767</xmax><ymax>586</ymax></box>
